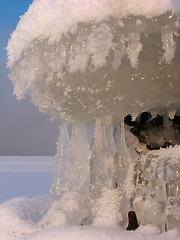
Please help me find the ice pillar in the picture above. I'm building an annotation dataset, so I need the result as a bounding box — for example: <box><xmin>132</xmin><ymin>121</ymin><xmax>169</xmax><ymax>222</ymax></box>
<box><xmin>51</xmin><ymin>122</ymin><xmax>91</xmax><ymax>224</ymax></box>
<box><xmin>114</xmin><ymin>122</ymin><xmax>136</xmax><ymax>226</ymax></box>
<box><xmin>51</xmin><ymin>124</ymin><xmax>69</xmax><ymax>200</ymax></box>
<box><xmin>166</xmin><ymin>161</ymin><xmax>180</xmax><ymax>230</ymax></box>
<box><xmin>89</xmin><ymin>117</ymin><xmax>121</xmax><ymax>225</ymax></box>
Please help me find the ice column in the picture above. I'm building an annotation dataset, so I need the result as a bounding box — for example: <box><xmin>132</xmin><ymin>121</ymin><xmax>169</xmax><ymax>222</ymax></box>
<box><xmin>115</xmin><ymin>123</ymin><xmax>132</xmax><ymax>189</ymax></box>
<box><xmin>51</xmin><ymin>124</ymin><xmax>69</xmax><ymax>200</ymax></box>
<box><xmin>51</xmin><ymin>122</ymin><xmax>91</xmax><ymax>224</ymax></box>
<box><xmin>115</xmin><ymin>123</ymin><xmax>133</xmax><ymax>225</ymax></box>
<box><xmin>165</xmin><ymin>161</ymin><xmax>180</xmax><ymax>230</ymax></box>
<box><xmin>63</xmin><ymin>121</ymin><xmax>91</xmax><ymax>224</ymax></box>
<box><xmin>89</xmin><ymin>117</ymin><xmax>121</xmax><ymax>224</ymax></box>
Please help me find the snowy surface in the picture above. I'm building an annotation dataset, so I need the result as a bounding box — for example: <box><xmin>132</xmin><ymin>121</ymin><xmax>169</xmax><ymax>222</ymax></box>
<box><xmin>0</xmin><ymin>196</ymin><xmax>180</xmax><ymax>240</ymax></box>
<box><xmin>0</xmin><ymin>156</ymin><xmax>180</xmax><ymax>240</ymax></box>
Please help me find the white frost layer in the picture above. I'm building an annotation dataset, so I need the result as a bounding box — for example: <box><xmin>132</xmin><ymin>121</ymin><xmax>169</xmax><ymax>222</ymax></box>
<box><xmin>0</xmin><ymin>196</ymin><xmax>180</xmax><ymax>240</ymax></box>
<box><xmin>0</xmin><ymin>156</ymin><xmax>55</xmax><ymax>172</ymax></box>
<box><xmin>7</xmin><ymin>0</ymin><xmax>180</xmax><ymax>68</ymax></box>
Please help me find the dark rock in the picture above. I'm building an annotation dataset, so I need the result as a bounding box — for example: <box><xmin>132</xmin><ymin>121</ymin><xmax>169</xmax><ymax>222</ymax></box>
<box><xmin>126</xmin><ymin>211</ymin><xmax>139</xmax><ymax>231</ymax></box>
<box><xmin>124</xmin><ymin>114</ymin><xmax>136</xmax><ymax>126</ymax></box>
<box><xmin>139</xmin><ymin>112</ymin><xmax>152</xmax><ymax>128</ymax></box>
<box><xmin>124</xmin><ymin>111</ymin><xmax>180</xmax><ymax>150</ymax></box>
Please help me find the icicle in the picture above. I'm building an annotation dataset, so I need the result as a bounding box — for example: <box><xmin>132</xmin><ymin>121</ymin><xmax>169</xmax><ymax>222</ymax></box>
<box><xmin>112</xmin><ymin>35</ymin><xmax>125</xmax><ymax>70</ymax></box>
<box><xmin>105</xmin><ymin>116</ymin><xmax>117</xmax><ymax>187</ymax></box>
<box><xmin>161</xmin><ymin>30</ymin><xmax>176</xmax><ymax>64</ymax></box>
<box><xmin>66</xmin><ymin>122</ymin><xmax>91</xmax><ymax>192</ymax></box>
<box><xmin>115</xmin><ymin>122</ymin><xmax>133</xmax><ymax>226</ymax></box>
<box><xmin>50</xmin><ymin>122</ymin><xmax>91</xmax><ymax>225</ymax></box>
<box><xmin>126</xmin><ymin>32</ymin><xmax>142</xmax><ymax>68</ymax></box>
<box><xmin>165</xmin><ymin>162</ymin><xmax>180</xmax><ymax>231</ymax></box>
<box><xmin>90</xmin><ymin>117</ymin><xmax>116</xmax><ymax>197</ymax></box>
<box><xmin>51</xmin><ymin>123</ymin><xmax>70</xmax><ymax>200</ymax></box>
<box><xmin>89</xmin><ymin>117</ymin><xmax>118</xmax><ymax>223</ymax></box>
<box><xmin>115</xmin><ymin>123</ymin><xmax>132</xmax><ymax>188</ymax></box>
<box><xmin>63</xmin><ymin>121</ymin><xmax>91</xmax><ymax>224</ymax></box>
<box><xmin>87</xmin><ymin>24</ymin><xmax>113</xmax><ymax>69</ymax></box>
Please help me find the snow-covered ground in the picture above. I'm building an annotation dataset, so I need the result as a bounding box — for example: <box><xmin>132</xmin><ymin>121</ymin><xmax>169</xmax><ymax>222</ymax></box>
<box><xmin>0</xmin><ymin>156</ymin><xmax>180</xmax><ymax>240</ymax></box>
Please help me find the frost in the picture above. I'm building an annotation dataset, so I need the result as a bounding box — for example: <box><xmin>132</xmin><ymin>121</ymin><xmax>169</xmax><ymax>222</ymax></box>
<box><xmin>87</xmin><ymin>24</ymin><xmax>113</xmax><ymax>68</ymax></box>
<box><xmin>94</xmin><ymin>188</ymin><xmax>122</xmax><ymax>226</ymax></box>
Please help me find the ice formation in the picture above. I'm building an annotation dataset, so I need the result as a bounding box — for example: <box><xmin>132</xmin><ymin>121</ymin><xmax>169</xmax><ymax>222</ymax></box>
<box><xmin>6</xmin><ymin>0</ymin><xmax>180</xmax><ymax>232</ymax></box>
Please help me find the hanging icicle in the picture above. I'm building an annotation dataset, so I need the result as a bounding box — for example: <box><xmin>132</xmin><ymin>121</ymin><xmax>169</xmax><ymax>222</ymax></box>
<box><xmin>126</xmin><ymin>32</ymin><xmax>142</xmax><ymax>68</ymax></box>
<box><xmin>63</xmin><ymin>121</ymin><xmax>91</xmax><ymax>224</ymax></box>
<box><xmin>89</xmin><ymin>117</ymin><xmax>120</xmax><ymax>224</ymax></box>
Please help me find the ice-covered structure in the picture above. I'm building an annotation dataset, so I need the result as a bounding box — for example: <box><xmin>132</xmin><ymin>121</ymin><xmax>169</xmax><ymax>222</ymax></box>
<box><xmin>7</xmin><ymin>0</ymin><xmax>180</xmax><ymax>231</ymax></box>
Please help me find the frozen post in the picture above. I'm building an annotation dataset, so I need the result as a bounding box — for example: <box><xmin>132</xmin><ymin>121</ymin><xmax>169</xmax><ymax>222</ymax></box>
<box><xmin>7</xmin><ymin>0</ymin><xmax>180</xmax><ymax>229</ymax></box>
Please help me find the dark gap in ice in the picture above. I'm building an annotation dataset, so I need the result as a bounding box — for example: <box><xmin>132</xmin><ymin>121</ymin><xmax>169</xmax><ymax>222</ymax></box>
<box><xmin>124</xmin><ymin>110</ymin><xmax>180</xmax><ymax>150</ymax></box>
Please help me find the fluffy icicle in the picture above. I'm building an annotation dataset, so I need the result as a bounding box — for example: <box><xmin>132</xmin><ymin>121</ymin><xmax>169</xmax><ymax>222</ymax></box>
<box><xmin>161</xmin><ymin>30</ymin><xmax>176</xmax><ymax>63</ymax></box>
<box><xmin>89</xmin><ymin>117</ymin><xmax>118</xmax><ymax>223</ymax></box>
<box><xmin>126</xmin><ymin>32</ymin><xmax>142</xmax><ymax>68</ymax></box>
<box><xmin>51</xmin><ymin>124</ymin><xmax>69</xmax><ymax>200</ymax></box>
<box><xmin>112</xmin><ymin>35</ymin><xmax>125</xmax><ymax>70</ymax></box>
<box><xmin>87</xmin><ymin>23</ymin><xmax>113</xmax><ymax>69</ymax></box>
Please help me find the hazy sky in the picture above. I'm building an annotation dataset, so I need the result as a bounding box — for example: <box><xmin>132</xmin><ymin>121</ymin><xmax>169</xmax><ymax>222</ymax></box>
<box><xmin>0</xmin><ymin>0</ymin><xmax>60</xmax><ymax>156</ymax></box>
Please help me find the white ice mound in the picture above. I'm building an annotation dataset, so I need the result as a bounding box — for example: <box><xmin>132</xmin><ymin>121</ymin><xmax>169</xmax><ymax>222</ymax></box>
<box><xmin>7</xmin><ymin>0</ymin><xmax>180</xmax><ymax>122</ymax></box>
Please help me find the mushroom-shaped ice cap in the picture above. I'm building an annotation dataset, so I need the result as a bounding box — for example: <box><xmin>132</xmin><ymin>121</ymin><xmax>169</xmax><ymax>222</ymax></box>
<box><xmin>7</xmin><ymin>0</ymin><xmax>180</xmax><ymax>122</ymax></box>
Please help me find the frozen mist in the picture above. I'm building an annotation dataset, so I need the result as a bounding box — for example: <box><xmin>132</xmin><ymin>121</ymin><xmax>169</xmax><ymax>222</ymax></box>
<box><xmin>6</xmin><ymin>0</ymin><xmax>180</xmax><ymax>237</ymax></box>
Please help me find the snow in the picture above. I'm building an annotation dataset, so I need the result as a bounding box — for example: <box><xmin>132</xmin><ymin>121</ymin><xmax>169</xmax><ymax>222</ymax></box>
<box><xmin>0</xmin><ymin>197</ymin><xmax>180</xmax><ymax>240</ymax></box>
<box><xmin>0</xmin><ymin>155</ymin><xmax>180</xmax><ymax>240</ymax></box>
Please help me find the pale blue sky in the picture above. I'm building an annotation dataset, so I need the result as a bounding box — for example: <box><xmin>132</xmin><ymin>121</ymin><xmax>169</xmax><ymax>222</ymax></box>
<box><xmin>0</xmin><ymin>0</ymin><xmax>60</xmax><ymax>156</ymax></box>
